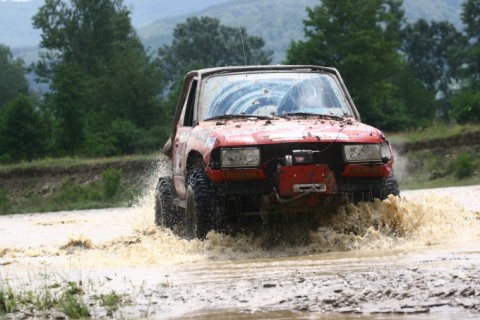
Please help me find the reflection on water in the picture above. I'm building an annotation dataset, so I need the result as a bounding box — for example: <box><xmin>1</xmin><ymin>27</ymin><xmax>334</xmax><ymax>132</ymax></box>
<box><xmin>180</xmin><ymin>307</ymin><xmax>480</xmax><ymax>320</ymax></box>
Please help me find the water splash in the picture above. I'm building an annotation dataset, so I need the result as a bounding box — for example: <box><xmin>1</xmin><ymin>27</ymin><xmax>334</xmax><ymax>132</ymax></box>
<box><xmin>1</xmin><ymin>157</ymin><xmax>479</xmax><ymax>270</ymax></box>
<box><xmin>67</xmin><ymin>190</ymin><xmax>479</xmax><ymax>268</ymax></box>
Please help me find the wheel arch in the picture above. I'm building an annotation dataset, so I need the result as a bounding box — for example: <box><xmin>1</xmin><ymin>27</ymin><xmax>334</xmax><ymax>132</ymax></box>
<box><xmin>186</xmin><ymin>150</ymin><xmax>205</xmax><ymax>175</ymax></box>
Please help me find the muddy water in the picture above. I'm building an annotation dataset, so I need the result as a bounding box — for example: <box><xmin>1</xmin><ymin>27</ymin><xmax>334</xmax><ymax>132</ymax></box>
<box><xmin>1</xmin><ymin>183</ymin><xmax>479</xmax><ymax>319</ymax></box>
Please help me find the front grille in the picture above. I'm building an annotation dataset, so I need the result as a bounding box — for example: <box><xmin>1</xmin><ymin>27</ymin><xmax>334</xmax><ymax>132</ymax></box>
<box><xmin>261</xmin><ymin>142</ymin><xmax>345</xmax><ymax>174</ymax></box>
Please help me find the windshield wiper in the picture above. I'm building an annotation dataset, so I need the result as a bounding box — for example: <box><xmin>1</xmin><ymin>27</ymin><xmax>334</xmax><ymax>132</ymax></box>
<box><xmin>205</xmin><ymin>114</ymin><xmax>273</xmax><ymax>121</ymax></box>
<box><xmin>279</xmin><ymin>112</ymin><xmax>345</xmax><ymax>120</ymax></box>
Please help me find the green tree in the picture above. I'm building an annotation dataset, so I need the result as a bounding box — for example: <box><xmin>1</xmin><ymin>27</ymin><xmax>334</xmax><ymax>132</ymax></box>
<box><xmin>402</xmin><ymin>19</ymin><xmax>466</xmax><ymax>99</ymax></box>
<box><xmin>158</xmin><ymin>16</ymin><xmax>273</xmax><ymax>89</ymax></box>
<box><xmin>450</xmin><ymin>88</ymin><xmax>480</xmax><ymax>123</ymax></box>
<box><xmin>285</xmin><ymin>0</ymin><xmax>421</xmax><ymax>129</ymax></box>
<box><xmin>32</xmin><ymin>0</ymin><xmax>165</xmax><ymax>156</ymax></box>
<box><xmin>461</xmin><ymin>0</ymin><xmax>480</xmax><ymax>85</ymax></box>
<box><xmin>92</xmin><ymin>39</ymin><xmax>163</xmax><ymax>129</ymax></box>
<box><xmin>83</xmin><ymin>39</ymin><xmax>164</xmax><ymax>156</ymax></box>
<box><xmin>449</xmin><ymin>0</ymin><xmax>480</xmax><ymax>123</ymax></box>
<box><xmin>0</xmin><ymin>45</ymin><xmax>28</xmax><ymax>110</ymax></box>
<box><xmin>44</xmin><ymin>63</ymin><xmax>87</xmax><ymax>156</ymax></box>
<box><xmin>33</xmin><ymin>0</ymin><xmax>134</xmax><ymax>78</ymax></box>
<box><xmin>0</xmin><ymin>95</ymin><xmax>46</xmax><ymax>162</ymax></box>
<box><xmin>391</xmin><ymin>69</ymin><xmax>436</xmax><ymax>128</ymax></box>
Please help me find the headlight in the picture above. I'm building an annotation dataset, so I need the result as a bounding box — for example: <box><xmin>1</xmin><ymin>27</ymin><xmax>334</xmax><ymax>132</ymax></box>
<box><xmin>380</xmin><ymin>142</ymin><xmax>392</xmax><ymax>162</ymax></box>
<box><xmin>221</xmin><ymin>148</ymin><xmax>260</xmax><ymax>168</ymax></box>
<box><xmin>343</xmin><ymin>144</ymin><xmax>382</xmax><ymax>163</ymax></box>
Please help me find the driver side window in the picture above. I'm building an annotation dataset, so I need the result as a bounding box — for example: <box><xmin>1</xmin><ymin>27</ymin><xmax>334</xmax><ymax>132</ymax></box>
<box><xmin>183</xmin><ymin>78</ymin><xmax>198</xmax><ymax>126</ymax></box>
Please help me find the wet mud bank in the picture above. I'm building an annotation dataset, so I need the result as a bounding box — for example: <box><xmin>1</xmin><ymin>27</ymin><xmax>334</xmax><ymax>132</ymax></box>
<box><xmin>395</xmin><ymin>130</ymin><xmax>480</xmax><ymax>154</ymax></box>
<box><xmin>0</xmin><ymin>158</ymin><xmax>157</xmax><ymax>197</ymax></box>
<box><xmin>0</xmin><ymin>158</ymin><xmax>163</xmax><ymax>214</ymax></box>
<box><xmin>149</xmin><ymin>243</ymin><xmax>480</xmax><ymax>318</ymax></box>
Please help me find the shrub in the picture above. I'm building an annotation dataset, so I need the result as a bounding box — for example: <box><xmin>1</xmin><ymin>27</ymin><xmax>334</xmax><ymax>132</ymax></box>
<box><xmin>54</xmin><ymin>178</ymin><xmax>103</xmax><ymax>205</ymax></box>
<box><xmin>450</xmin><ymin>88</ymin><xmax>480</xmax><ymax>123</ymax></box>
<box><xmin>406</xmin><ymin>150</ymin><xmax>445</xmax><ymax>180</ymax></box>
<box><xmin>102</xmin><ymin>168</ymin><xmax>123</xmax><ymax>199</ymax></box>
<box><xmin>450</xmin><ymin>152</ymin><xmax>475</xmax><ymax>179</ymax></box>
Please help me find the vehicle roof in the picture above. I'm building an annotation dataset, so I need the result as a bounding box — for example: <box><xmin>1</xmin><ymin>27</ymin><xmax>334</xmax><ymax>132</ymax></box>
<box><xmin>185</xmin><ymin>65</ymin><xmax>340</xmax><ymax>78</ymax></box>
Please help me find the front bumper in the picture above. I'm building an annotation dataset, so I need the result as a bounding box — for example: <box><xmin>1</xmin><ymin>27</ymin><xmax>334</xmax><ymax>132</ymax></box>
<box><xmin>205</xmin><ymin>163</ymin><xmax>392</xmax><ymax>209</ymax></box>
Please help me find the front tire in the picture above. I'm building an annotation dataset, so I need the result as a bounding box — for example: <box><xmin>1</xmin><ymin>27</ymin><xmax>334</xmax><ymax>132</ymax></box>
<box><xmin>154</xmin><ymin>177</ymin><xmax>179</xmax><ymax>229</ymax></box>
<box><xmin>381</xmin><ymin>173</ymin><xmax>400</xmax><ymax>199</ymax></box>
<box><xmin>185</xmin><ymin>168</ymin><xmax>214</xmax><ymax>239</ymax></box>
<box><xmin>348</xmin><ymin>173</ymin><xmax>400</xmax><ymax>202</ymax></box>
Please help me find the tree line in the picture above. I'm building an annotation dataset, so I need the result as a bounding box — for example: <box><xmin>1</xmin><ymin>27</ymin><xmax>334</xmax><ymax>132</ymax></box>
<box><xmin>0</xmin><ymin>0</ymin><xmax>479</xmax><ymax>163</ymax></box>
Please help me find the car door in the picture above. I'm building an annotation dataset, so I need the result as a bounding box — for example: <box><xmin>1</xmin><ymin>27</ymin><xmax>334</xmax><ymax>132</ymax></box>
<box><xmin>172</xmin><ymin>76</ymin><xmax>198</xmax><ymax>199</ymax></box>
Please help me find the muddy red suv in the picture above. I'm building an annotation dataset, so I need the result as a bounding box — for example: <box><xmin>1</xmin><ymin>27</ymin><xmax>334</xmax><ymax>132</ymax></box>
<box><xmin>155</xmin><ymin>65</ymin><xmax>400</xmax><ymax>239</ymax></box>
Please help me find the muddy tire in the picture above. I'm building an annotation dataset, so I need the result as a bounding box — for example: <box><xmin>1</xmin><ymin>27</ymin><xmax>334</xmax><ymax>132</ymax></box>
<box><xmin>350</xmin><ymin>173</ymin><xmax>400</xmax><ymax>202</ymax></box>
<box><xmin>154</xmin><ymin>177</ymin><xmax>178</xmax><ymax>229</ymax></box>
<box><xmin>381</xmin><ymin>173</ymin><xmax>400</xmax><ymax>199</ymax></box>
<box><xmin>213</xmin><ymin>195</ymin><xmax>233</xmax><ymax>234</ymax></box>
<box><xmin>185</xmin><ymin>168</ymin><xmax>214</xmax><ymax>239</ymax></box>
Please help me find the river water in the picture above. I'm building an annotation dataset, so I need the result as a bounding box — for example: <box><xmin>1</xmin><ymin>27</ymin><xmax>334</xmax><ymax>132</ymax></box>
<box><xmin>1</xmin><ymin>183</ymin><xmax>479</xmax><ymax>319</ymax></box>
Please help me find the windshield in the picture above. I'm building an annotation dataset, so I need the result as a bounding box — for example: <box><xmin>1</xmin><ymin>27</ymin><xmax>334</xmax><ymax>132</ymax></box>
<box><xmin>199</xmin><ymin>72</ymin><xmax>353</xmax><ymax>121</ymax></box>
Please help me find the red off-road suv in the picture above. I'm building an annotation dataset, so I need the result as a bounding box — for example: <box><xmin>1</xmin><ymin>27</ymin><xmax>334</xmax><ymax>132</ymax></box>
<box><xmin>155</xmin><ymin>65</ymin><xmax>400</xmax><ymax>239</ymax></box>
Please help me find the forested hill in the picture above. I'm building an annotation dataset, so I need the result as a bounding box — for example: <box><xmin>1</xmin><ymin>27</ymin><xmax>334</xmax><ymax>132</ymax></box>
<box><xmin>138</xmin><ymin>0</ymin><xmax>464</xmax><ymax>63</ymax></box>
<box><xmin>1</xmin><ymin>0</ymin><xmax>464</xmax><ymax>63</ymax></box>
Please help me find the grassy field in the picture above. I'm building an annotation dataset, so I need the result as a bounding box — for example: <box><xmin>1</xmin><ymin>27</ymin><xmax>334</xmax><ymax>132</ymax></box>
<box><xmin>387</xmin><ymin>122</ymin><xmax>480</xmax><ymax>144</ymax></box>
<box><xmin>387</xmin><ymin>123</ymin><xmax>480</xmax><ymax>190</ymax></box>
<box><xmin>0</xmin><ymin>154</ymin><xmax>157</xmax><ymax>172</ymax></box>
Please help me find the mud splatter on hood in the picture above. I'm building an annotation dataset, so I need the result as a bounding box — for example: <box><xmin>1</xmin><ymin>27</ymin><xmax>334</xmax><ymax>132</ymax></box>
<box><xmin>195</xmin><ymin>118</ymin><xmax>384</xmax><ymax>148</ymax></box>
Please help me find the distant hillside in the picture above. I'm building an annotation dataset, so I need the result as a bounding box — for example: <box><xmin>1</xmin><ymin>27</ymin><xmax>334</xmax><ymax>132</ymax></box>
<box><xmin>138</xmin><ymin>0</ymin><xmax>464</xmax><ymax>63</ymax></box>
<box><xmin>405</xmin><ymin>0</ymin><xmax>463</xmax><ymax>27</ymax></box>
<box><xmin>126</xmin><ymin>0</ymin><xmax>230</xmax><ymax>27</ymax></box>
<box><xmin>139</xmin><ymin>0</ymin><xmax>317</xmax><ymax>62</ymax></box>
<box><xmin>1</xmin><ymin>0</ymin><xmax>464</xmax><ymax>64</ymax></box>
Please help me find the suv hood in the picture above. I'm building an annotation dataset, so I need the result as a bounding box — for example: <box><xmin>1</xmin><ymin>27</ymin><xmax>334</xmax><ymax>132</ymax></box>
<box><xmin>199</xmin><ymin>118</ymin><xmax>385</xmax><ymax>147</ymax></box>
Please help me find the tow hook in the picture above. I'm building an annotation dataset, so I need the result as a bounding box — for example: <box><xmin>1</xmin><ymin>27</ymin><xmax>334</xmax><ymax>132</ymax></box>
<box><xmin>274</xmin><ymin>187</ymin><xmax>317</xmax><ymax>204</ymax></box>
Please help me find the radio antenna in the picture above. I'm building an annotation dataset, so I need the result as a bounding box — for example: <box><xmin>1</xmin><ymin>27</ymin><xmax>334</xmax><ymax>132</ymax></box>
<box><xmin>234</xmin><ymin>15</ymin><xmax>247</xmax><ymax>65</ymax></box>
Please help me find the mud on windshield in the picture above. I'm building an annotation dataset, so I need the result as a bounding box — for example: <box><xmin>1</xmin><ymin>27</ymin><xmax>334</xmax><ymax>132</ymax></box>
<box><xmin>199</xmin><ymin>72</ymin><xmax>354</xmax><ymax>121</ymax></box>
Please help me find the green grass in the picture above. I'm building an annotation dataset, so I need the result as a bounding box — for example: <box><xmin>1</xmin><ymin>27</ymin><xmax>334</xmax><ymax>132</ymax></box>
<box><xmin>398</xmin><ymin>148</ymin><xmax>480</xmax><ymax>190</ymax></box>
<box><xmin>0</xmin><ymin>279</ymin><xmax>129</xmax><ymax>318</ymax></box>
<box><xmin>0</xmin><ymin>153</ymin><xmax>158</xmax><ymax>173</ymax></box>
<box><xmin>94</xmin><ymin>291</ymin><xmax>131</xmax><ymax>317</ymax></box>
<box><xmin>1</xmin><ymin>179</ymin><xmax>141</xmax><ymax>215</ymax></box>
<box><xmin>59</xmin><ymin>282</ymin><xmax>90</xmax><ymax>319</ymax></box>
<box><xmin>0</xmin><ymin>153</ymin><xmax>161</xmax><ymax>215</ymax></box>
<box><xmin>387</xmin><ymin>122</ymin><xmax>480</xmax><ymax>144</ymax></box>
<box><xmin>0</xmin><ymin>285</ymin><xmax>16</xmax><ymax>314</ymax></box>
<box><xmin>400</xmin><ymin>175</ymin><xmax>480</xmax><ymax>190</ymax></box>
<box><xmin>0</xmin><ymin>175</ymin><xmax>134</xmax><ymax>215</ymax></box>
<box><xmin>385</xmin><ymin>123</ymin><xmax>480</xmax><ymax>190</ymax></box>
